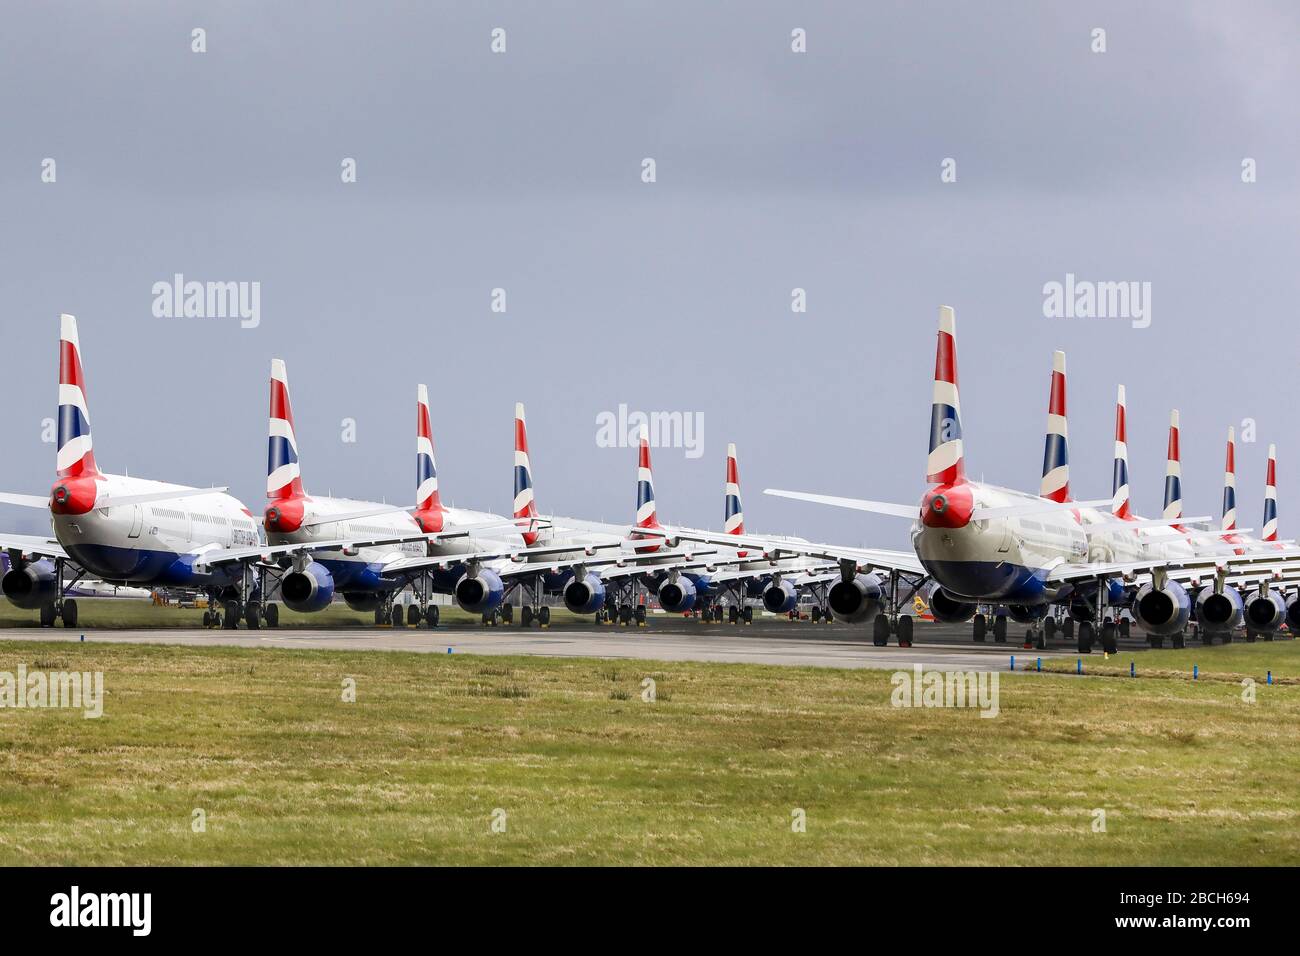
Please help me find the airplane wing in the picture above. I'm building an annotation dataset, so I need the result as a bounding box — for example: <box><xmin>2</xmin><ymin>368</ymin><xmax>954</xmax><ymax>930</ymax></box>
<box><xmin>621</xmin><ymin>524</ymin><xmax>927</xmax><ymax>576</ymax></box>
<box><xmin>0</xmin><ymin>533</ymin><xmax>71</xmax><ymax>561</ymax></box>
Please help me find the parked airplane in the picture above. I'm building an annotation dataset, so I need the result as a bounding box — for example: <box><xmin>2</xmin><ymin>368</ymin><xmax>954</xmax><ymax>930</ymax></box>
<box><xmin>0</xmin><ymin>314</ymin><xmax>290</xmax><ymax>628</ymax></box>
<box><xmin>764</xmin><ymin>305</ymin><xmax>1300</xmax><ymax>653</ymax></box>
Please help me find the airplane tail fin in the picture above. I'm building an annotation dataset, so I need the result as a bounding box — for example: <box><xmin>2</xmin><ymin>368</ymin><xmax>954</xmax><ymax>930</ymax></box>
<box><xmin>1111</xmin><ymin>385</ymin><xmax>1133</xmax><ymax>519</ymax></box>
<box><xmin>56</xmin><ymin>314</ymin><xmax>100</xmax><ymax>479</ymax></box>
<box><xmin>1040</xmin><ymin>350</ymin><xmax>1070</xmax><ymax>502</ymax></box>
<box><xmin>1221</xmin><ymin>426</ymin><xmax>1237</xmax><ymax>532</ymax></box>
<box><xmin>413</xmin><ymin>384</ymin><xmax>445</xmax><ymax>531</ymax></box>
<box><xmin>1263</xmin><ymin>443</ymin><xmax>1278</xmax><ymax>542</ymax></box>
<box><xmin>1162</xmin><ymin>409</ymin><xmax>1183</xmax><ymax>522</ymax></box>
<box><xmin>514</xmin><ymin>402</ymin><xmax>539</xmax><ymax>545</ymax></box>
<box><xmin>724</xmin><ymin>442</ymin><xmax>745</xmax><ymax>535</ymax></box>
<box><xmin>635</xmin><ymin>424</ymin><xmax>661</xmax><ymax>530</ymax></box>
<box><xmin>267</xmin><ymin>358</ymin><xmax>305</xmax><ymax>500</ymax></box>
<box><xmin>927</xmin><ymin>305</ymin><xmax>966</xmax><ymax>485</ymax></box>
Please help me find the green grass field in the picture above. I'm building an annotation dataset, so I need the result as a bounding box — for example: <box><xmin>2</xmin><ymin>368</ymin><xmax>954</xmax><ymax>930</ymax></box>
<box><xmin>0</xmin><ymin>636</ymin><xmax>1296</xmax><ymax>865</ymax></box>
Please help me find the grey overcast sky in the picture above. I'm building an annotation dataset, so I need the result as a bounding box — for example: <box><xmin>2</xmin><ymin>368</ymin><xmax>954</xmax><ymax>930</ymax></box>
<box><xmin>2</xmin><ymin>1</ymin><xmax>1298</xmax><ymax>546</ymax></box>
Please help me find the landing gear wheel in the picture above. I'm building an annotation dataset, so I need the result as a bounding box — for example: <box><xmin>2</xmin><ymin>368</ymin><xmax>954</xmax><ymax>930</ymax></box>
<box><xmin>811</xmin><ymin>607</ymin><xmax>821</xmax><ymax>623</ymax></box>
<box><xmin>245</xmin><ymin>601</ymin><xmax>261</xmax><ymax>630</ymax></box>
<box><xmin>40</xmin><ymin>603</ymin><xmax>56</xmax><ymax>628</ymax></box>
<box><xmin>1043</xmin><ymin>617</ymin><xmax>1057</xmax><ymax>641</ymax></box>
<box><xmin>1063</xmin><ymin>618</ymin><xmax>1075</xmax><ymax>640</ymax></box>
<box><xmin>635</xmin><ymin>605</ymin><xmax>646</xmax><ymax>626</ymax></box>
<box><xmin>539</xmin><ymin>606</ymin><xmax>550</xmax><ymax>627</ymax></box>
<box><xmin>203</xmin><ymin>610</ymin><xmax>213</xmax><ymax>628</ymax></box>
<box><xmin>1149</xmin><ymin>636</ymin><xmax>1164</xmax><ymax>649</ymax></box>
<box><xmin>1172</xmin><ymin>631</ymin><xmax>1186</xmax><ymax>649</ymax></box>
<box><xmin>993</xmin><ymin>616</ymin><xmax>1008</xmax><ymax>643</ymax></box>
<box><xmin>265</xmin><ymin>603</ymin><xmax>279</xmax><ymax>628</ymax></box>
<box><xmin>501</xmin><ymin>604</ymin><xmax>514</xmax><ymax>624</ymax></box>
<box><xmin>619</xmin><ymin>605</ymin><xmax>632</xmax><ymax>626</ymax></box>
<box><xmin>1035</xmin><ymin>630</ymin><xmax>1047</xmax><ymax>651</ymax></box>
<box><xmin>1119</xmin><ymin>618</ymin><xmax>1131</xmax><ymax>640</ymax></box>
<box><xmin>1245</xmin><ymin>630</ymin><xmax>1257</xmax><ymax>644</ymax></box>
<box><xmin>61</xmin><ymin>598</ymin><xmax>78</xmax><ymax>628</ymax></box>
<box><xmin>822</xmin><ymin>607</ymin><xmax>834</xmax><ymax>624</ymax></box>
<box><xmin>896</xmin><ymin>615</ymin><xmax>914</xmax><ymax>648</ymax></box>
<box><xmin>1078</xmin><ymin>621</ymin><xmax>1094</xmax><ymax>654</ymax></box>
<box><xmin>212</xmin><ymin>612</ymin><xmax>222</xmax><ymax>628</ymax></box>
<box><xmin>872</xmin><ymin>614</ymin><xmax>890</xmax><ymax>647</ymax></box>
<box><xmin>424</xmin><ymin>605</ymin><xmax>439</xmax><ymax>628</ymax></box>
<box><xmin>521</xmin><ymin>606</ymin><xmax>534</xmax><ymax>627</ymax></box>
<box><xmin>972</xmin><ymin>614</ymin><xmax>986</xmax><ymax>642</ymax></box>
<box><xmin>742</xmin><ymin>606</ymin><xmax>753</xmax><ymax>625</ymax></box>
<box><xmin>223</xmin><ymin>600</ymin><xmax>241</xmax><ymax>629</ymax></box>
<box><xmin>1100</xmin><ymin>621</ymin><xmax>1118</xmax><ymax>654</ymax></box>
<box><xmin>375</xmin><ymin>607</ymin><xmax>386</xmax><ymax>626</ymax></box>
<box><xmin>728</xmin><ymin>605</ymin><xmax>739</xmax><ymax>624</ymax></box>
<box><xmin>407</xmin><ymin>605</ymin><xmax>422</xmax><ymax>626</ymax></box>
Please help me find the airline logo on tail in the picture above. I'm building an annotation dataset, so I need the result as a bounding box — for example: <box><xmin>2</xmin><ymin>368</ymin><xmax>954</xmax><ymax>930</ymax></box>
<box><xmin>636</xmin><ymin>424</ymin><xmax>659</xmax><ymax>529</ymax></box>
<box><xmin>724</xmin><ymin>443</ymin><xmax>745</xmax><ymax>535</ymax></box>
<box><xmin>1040</xmin><ymin>350</ymin><xmax>1069</xmax><ymax>502</ymax></box>
<box><xmin>927</xmin><ymin>306</ymin><xmax>965</xmax><ymax>485</ymax></box>
<box><xmin>724</xmin><ymin>442</ymin><xmax>746</xmax><ymax>557</ymax></box>
<box><xmin>1162</xmin><ymin>409</ymin><xmax>1183</xmax><ymax>525</ymax></box>
<box><xmin>413</xmin><ymin>384</ymin><xmax>444</xmax><ymax>533</ymax></box>
<box><xmin>513</xmin><ymin>403</ymin><xmax>539</xmax><ymax>545</ymax></box>
<box><xmin>416</xmin><ymin>385</ymin><xmax>441</xmax><ymax>512</ymax></box>
<box><xmin>1221</xmin><ymin>426</ymin><xmax>1237</xmax><ymax>532</ymax></box>
<box><xmin>56</xmin><ymin>314</ymin><xmax>99</xmax><ymax>479</ymax></box>
<box><xmin>1263</xmin><ymin>444</ymin><xmax>1278</xmax><ymax>543</ymax></box>
<box><xmin>267</xmin><ymin>359</ymin><xmax>304</xmax><ymax>500</ymax></box>
<box><xmin>1111</xmin><ymin>385</ymin><xmax>1133</xmax><ymax>520</ymax></box>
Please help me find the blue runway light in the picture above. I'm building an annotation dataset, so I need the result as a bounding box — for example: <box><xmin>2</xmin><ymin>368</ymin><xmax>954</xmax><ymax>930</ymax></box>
<box><xmin>1010</xmin><ymin>655</ymin><xmax>1015</xmax><ymax>671</ymax></box>
<box><xmin>1077</xmin><ymin>658</ymin><xmax>1082</xmax><ymax>675</ymax></box>
<box><xmin>1193</xmin><ymin>664</ymin><xmax>1198</xmax><ymax>680</ymax></box>
<box><xmin>1130</xmin><ymin>661</ymin><xmax>1135</xmax><ymax>678</ymax></box>
<box><xmin>1036</xmin><ymin>657</ymin><xmax>1041</xmax><ymax>672</ymax></box>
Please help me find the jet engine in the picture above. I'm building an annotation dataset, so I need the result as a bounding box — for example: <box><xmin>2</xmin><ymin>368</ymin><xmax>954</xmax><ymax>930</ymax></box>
<box><xmin>1005</xmin><ymin>604</ymin><xmax>1049</xmax><ymax>625</ymax></box>
<box><xmin>657</xmin><ymin>575</ymin><xmax>698</xmax><ymax>613</ymax></box>
<box><xmin>1133</xmin><ymin>579</ymin><xmax>1191</xmax><ymax>636</ymax></box>
<box><xmin>563</xmin><ymin>573</ymin><xmax>607</xmax><ymax>615</ymax></box>
<box><xmin>454</xmin><ymin>568</ymin><xmax>505</xmax><ymax>614</ymax></box>
<box><xmin>281</xmin><ymin>563</ymin><xmax>336</xmax><ymax>613</ymax></box>
<box><xmin>761</xmin><ymin>578</ymin><xmax>798</xmax><ymax>614</ymax></box>
<box><xmin>925</xmin><ymin>582</ymin><xmax>978</xmax><ymax>624</ymax></box>
<box><xmin>1</xmin><ymin>558</ymin><xmax>57</xmax><ymax>610</ymax></box>
<box><xmin>343</xmin><ymin>592</ymin><xmax>384</xmax><ymax>613</ymax></box>
<box><xmin>1194</xmin><ymin>585</ymin><xmax>1243</xmax><ymax>636</ymax></box>
<box><xmin>827</xmin><ymin>573</ymin><xmax>883</xmax><ymax>623</ymax></box>
<box><xmin>1245</xmin><ymin>587</ymin><xmax>1286</xmax><ymax>635</ymax></box>
<box><xmin>1286</xmin><ymin>592</ymin><xmax>1300</xmax><ymax>631</ymax></box>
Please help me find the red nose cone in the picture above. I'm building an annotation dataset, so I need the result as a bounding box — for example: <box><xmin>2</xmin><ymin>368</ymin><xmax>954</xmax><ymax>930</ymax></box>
<box><xmin>50</xmin><ymin>477</ymin><xmax>98</xmax><ymax>515</ymax></box>
<box><xmin>921</xmin><ymin>483</ymin><xmax>974</xmax><ymax>529</ymax></box>
<box><xmin>265</xmin><ymin>498</ymin><xmax>305</xmax><ymax>533</ymax></box>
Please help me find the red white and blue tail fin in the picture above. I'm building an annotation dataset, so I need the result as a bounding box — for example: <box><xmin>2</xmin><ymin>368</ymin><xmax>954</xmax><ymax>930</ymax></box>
<box><xmin>267</xmin><ymin>358</ymin><xmax>305</xmax><ymax>500</ymax></box>
<box><xmin>1111</xmin><ymin>385</ymin><xmax>1133</xmax><ymax>519</ymax></box>
<box><xmin>1263</xmin><ymin>444</ymin><xmax>1278</xmax><ymax>543</ymax></box>
<box><xmin>1039</xmin><ymin>350</ymin><xmax>1070</xmax><ymax>502</ymax></box>
<box><xmin>56</xmin><ymin>314</ymin><xmax>100</xmax><ymax>479</ymax></box>
<box><xmin>724</xmin><ymin>443</ymin><xmax>745</xmax><ymax>535</ymax></box>
<box><xmin>724</xmin><ymin>442</ymin><xmax>747</xmax><ymax>558</ymax></box>
<box><xmin>514</xmin><ymin>402</ymin><xmax>539</xmax><ymax>545</ymax></box>
<box><xmin>1162</xmin><ymin>409</ymin><xmax>1183</xmax><ymax>524</ymax></box>
<box><xmin>413</xmin><ymin>384</ymin><xmax>445</xmax><ymax>532</ymax></box>
<box><xmin>1221</xmin><ymin>426</ymin><xmax>1237</xmax><ymax>533</ymax></box>
<box><xmin>927</xmin><ymin>305</ymin><xmax>965</xmax><ymax>485</ymax></box>
<box><xmin>635</xmin><ymin>424</ymin><xmax>660</xmax><ymax>530</ymax></box>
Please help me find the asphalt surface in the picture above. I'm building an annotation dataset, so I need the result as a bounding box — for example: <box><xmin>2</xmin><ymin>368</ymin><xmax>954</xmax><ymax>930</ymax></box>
<box><xmin>0</xmin><ymin>616</ymin><xmax>1132</xmax><ymax>671</ymax></box>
